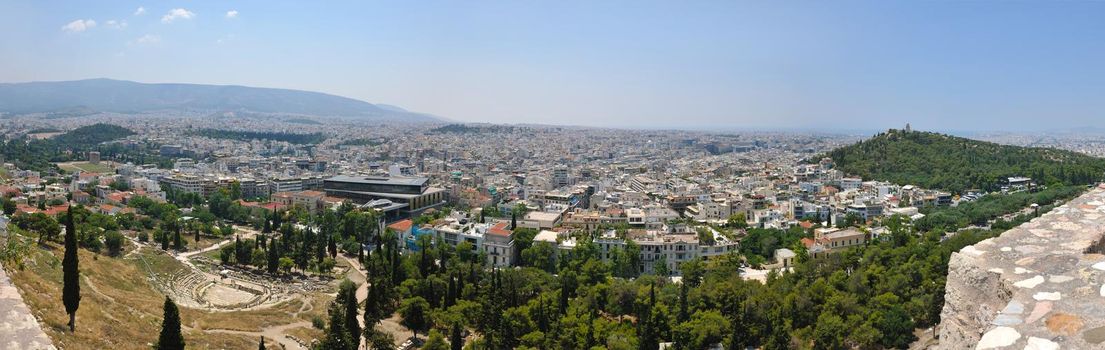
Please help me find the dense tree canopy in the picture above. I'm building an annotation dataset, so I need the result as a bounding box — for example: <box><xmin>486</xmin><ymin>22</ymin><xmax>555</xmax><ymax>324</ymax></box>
<box><xmin>827</xmin><ymin>129</ymin><xmax>1105</xmax><ymax>192</ymax></box>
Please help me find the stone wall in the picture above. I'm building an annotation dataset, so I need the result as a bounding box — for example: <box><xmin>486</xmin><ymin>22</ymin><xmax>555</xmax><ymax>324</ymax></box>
<box><xmin>0</xmin><ymin>262</ymin><xmax>56</xmax><ymax>350</ymax></box>
<box><xmin>939</xmin><ymin>184</ymin><xmax>1105</xmax><ymax>349</ymax></box>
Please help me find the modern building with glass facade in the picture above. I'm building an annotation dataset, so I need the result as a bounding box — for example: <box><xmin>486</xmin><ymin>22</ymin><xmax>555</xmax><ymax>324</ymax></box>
<box><xmin>323</xmin><ymin>175</ymin><xmax>447</xmax><ymax>220</ymax></box>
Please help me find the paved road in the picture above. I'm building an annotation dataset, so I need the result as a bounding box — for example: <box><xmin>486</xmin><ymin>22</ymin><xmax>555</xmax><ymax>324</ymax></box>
<box><xmin>0</xmin><ymin>262</ymin><xmax>56</xmax><ymax>350</ymax></box>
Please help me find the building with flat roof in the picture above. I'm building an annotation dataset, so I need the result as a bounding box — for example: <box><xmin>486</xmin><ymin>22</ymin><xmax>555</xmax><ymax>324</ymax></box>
<box><xmin>323</xmin><ymin>175</ymin><xmax>447</xmax><ymax>220</ymax></box>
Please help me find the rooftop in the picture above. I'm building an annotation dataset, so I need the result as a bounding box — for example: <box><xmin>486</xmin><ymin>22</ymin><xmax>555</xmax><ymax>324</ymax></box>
<box><xmin>326</xmin><ymin>175</ymin><xmax>428</xmax><ymax>187</ymax></box>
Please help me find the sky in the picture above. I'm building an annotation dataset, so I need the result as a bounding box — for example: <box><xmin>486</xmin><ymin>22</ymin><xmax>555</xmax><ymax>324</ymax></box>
<box><xmin>1</xmin><ymin>1</ymin><xmax>1103</xmax><ymax>132</ymax></box>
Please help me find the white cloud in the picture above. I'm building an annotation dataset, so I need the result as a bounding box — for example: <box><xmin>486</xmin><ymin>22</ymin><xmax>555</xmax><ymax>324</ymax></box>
<box><xmin>61</xmin><ymin>19</ymin><xmax>96</xmax><ymax>33</ymax></box>
<box><xmin>225</xmin><ymin>10</ymin><xmax>238</xmax><ymax>19</ymax></box>
<box><xmin>134</xmin><ymin>6</ymin><xmax>146</xmax><ymax>16</ymax></box>
<box><xmin>131</xmin><ymin>34</ymin><xmax>161</xmax><ymax>45</ymax></box>
<box><xmin>105</xmin><ymin>20</ymin><xmax>128</xmax><ymax>29</ymax></box>
<box><xmin>161</xmin><ymin>8</ymin><xmax>195</xmax><ymax>23</ymax></box>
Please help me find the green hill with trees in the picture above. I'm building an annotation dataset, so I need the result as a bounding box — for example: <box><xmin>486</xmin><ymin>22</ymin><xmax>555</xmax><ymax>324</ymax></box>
<box><xmin>826</xmin><ymin>129</ymin><xmax>1105</xmax><ymax>192</ymax></box>
<box><xmin>53</xmin><ymin>123</ymin><xmax>135</xmax><ymax>148</ymax></box>
<box><xmin>0</xmin><ymin>123</ymin><xmax>137</xmax><ymax>172</ymax></box>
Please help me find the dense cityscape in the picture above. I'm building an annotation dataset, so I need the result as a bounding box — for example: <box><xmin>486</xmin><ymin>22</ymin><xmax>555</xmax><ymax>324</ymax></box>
<box><xmin>5</xmin><ymin>2</ymin><xmax>1105</xmax><ymax>350</ymax></box>
<box><xmin>3</xmin><ymin>109</ymin><xmax>1102</xmax><ymax>349</ymax></box>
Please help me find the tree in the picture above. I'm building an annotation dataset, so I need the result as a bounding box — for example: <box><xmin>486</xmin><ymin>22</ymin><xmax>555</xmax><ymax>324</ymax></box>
<box><xmin>160</xmin><ymin>226</ymin><xmax>170</xmax><ymax>250</ymax></box>
<box><xmin>673</xmin><ymin>310</ymin><xmax>730</xmax><ymax>350</ymax></box>
<box><xmin>399</xmin><ymin>296</ymin><xmax>430</xmax><ymax>338</ymax></box>
<box><xmin>339</xmin><ymin>280</ymin><xmax>362</xmax><ymax>348</ymax></box>
<box><xmin>727</xmin><ymin>213</ymin><xmax>748</xmax><ymax>229</ymax></box>
<box><xmin>678</xmin><ymin>281</ymin><xmax>689</xmax><ymax>323</ymax></box>
<box><xmin>680</xmin><ymin>258</ymin><xmax>705</xmax><ymax>287</ymax></box>
<box><xmin>267</xmin><ymin>238</ymin><xmax>279</xmax><ymax>274</ymax></box>
<box><xmin>279</xmin><ymin>257</ymin><xmax>295</xmax><ymax>274</ymax></box>
<box><xmin>365</xmin><ymin>327</ymin><xmax>396</xmax><ymax>350</ymax></box>
<box><xmin>172</xmin><ymin>228</ymin><xmax>183</xmax><ymax>250</ymax></box>
<box><xmin>319</xmin><ymin>292</ymin><xmax>354</xmax><ymax>350</ymax></box>
<box><xmin>104</xmin><ymin>231</ymin><xmax>124</xmax><ymax>256</ymax></box>
<box><xmin>450</xmin><ymin>322</ymin><xmax>464</xmax><ymax>350</ymax></box>
<box><xmin>423</xmin><ymin>329</ymin><xmax>449</xmax><ymax>350</ymax></box>
<box><xmin>62</xmin><ymin>206</ymin><xmax>81</xmax><ymax>332</ymax></box>
<box><xmin>258</xmin><ymin>337</ymin><xmax>266</xmax><ymax>350</ymax></box>
<box><xmin>812</xmin><ymin>312</ymin><xmax>846</xmax><ymax>350</ymax></box>
<box><xmin>1</xmin><ymin>196</ymin><xmax>15</xmax><ymax>215</ymax></box>
<box><xmin>653</xmin><ymin>260</ymin><xmax>670</xmax><ymax>277</ymax></box>
<box><xmin>157</xmin><ymin>297</ymin><xmax>185</xmax><ymax>350</ymax></box>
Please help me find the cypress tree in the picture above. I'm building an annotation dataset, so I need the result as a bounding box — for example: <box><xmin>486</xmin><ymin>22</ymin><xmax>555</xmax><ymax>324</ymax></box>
<box><xmin>62</xmin><ymin>205</ymin><xmax>80</xmax><ymax>332</ymax></box>
<box><xmin>341</xmin><ymin>282</ymin><xmax>361</xmax><ymax>348</ymax></box>
<box><xmin>267</xmin><ymin>238</ymin><xmax>279</xmax><ymax>274</ymax></box>
<box><xmin>678</xmin><ymin>281</ymin><xmax>689</xmax><ymax>323</ymax></box>
<box><xmin>157</xmin><ymin>297</ymin><xmax>185</xmax><ymax>350</ymax></box>
<box><xmin>356</xmin><ymin>237</ymin><xmax>364</xmax><ymax>263</ymax></box>
<box><xmin>161</xmin><ymin>228</ymin><xmax>170</xmax><ymax>250</ymax></box>
<box><xmin>511</xmin><ymin>212</ymin><xmax>517</xmax><ymax>229</ymax></box>
<box><xmin>445</xmin><ymin>274</ymin><xmax>456</xmax><ymax>308</ymax></box>
<box><xmin>558</xmin><ymin>282</ymin><xmax>569</xmax><ymax>315</ymax></box>
<box><xmin>328</xmin><ymin>235</ymin><xmax>338</xmax><ymax>259</ymax></box>
<box><xmin>319</xmin><ymin>297</ymin><xmax>351</xmax><ymax>350</ymax></box>
<box><xmin>364</xmin><ymin>282</ymin><xmax>378</xmax><ymax>326</ymax></box>
<box><xmin>450</xmin><ymin>322</ymin><xmax>463</xmax><ymax>350</ymax></box>
<box><xmin>258</xmin><ymin>336</ymin><xmax>266</xmax><ymax>350</ymax></box>
<box><xmin>172</xmin><ymin>229</ymin><xmax>183</xmax><ymax>250</ymax></box>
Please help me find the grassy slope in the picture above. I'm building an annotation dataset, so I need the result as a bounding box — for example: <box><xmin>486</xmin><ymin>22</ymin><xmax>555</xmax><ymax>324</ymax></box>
<box><xmin>6</xmin><ymin>239</ymin><xmax>330</xmax><ymax>349</ymax></box>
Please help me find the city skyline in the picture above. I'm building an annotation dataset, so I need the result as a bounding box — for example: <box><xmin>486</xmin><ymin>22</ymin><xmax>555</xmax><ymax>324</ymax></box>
<box><xmin>3</xmin><ymin>1</ymin><xmax>1104</xmax><ymax>131</ymax></box>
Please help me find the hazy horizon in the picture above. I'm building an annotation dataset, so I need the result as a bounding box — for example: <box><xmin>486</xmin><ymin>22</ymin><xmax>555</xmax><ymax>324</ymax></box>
<box><xmin>3</xmin><ymin>1</ymin><xmax>1104</xmax><ymax>132</ymax></box>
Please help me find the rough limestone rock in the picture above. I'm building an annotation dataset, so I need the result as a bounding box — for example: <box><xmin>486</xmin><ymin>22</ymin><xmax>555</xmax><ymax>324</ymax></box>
<box><xmin>939</xmin><ymin>184</ymin><xmax>1105</xmax><ymax>349</ymax></box>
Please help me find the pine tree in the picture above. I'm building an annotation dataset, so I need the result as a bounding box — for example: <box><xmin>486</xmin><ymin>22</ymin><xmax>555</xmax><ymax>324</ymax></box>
<box><xmin>62</xmin><ymin>206</ymin><xmax>80</xmax><ymax>332</ymax></box>
<box><xmin>157</xmin><ymin>297</ymin><xmax>185</xmax><ymax>350</ymax></box>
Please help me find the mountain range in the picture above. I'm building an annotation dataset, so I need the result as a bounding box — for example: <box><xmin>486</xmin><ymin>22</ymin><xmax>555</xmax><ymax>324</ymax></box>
<box><xmin>0</xmin><ymin>78</ymin><xmax>444</xmax><ymax>122</ymax></box>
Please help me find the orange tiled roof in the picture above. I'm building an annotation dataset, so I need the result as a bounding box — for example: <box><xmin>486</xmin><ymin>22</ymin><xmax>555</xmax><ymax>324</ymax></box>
<box><xmin>387</xmin><ymin>219</ymin><xmax>413</xmax><ymax>232</ymax></box>
<box><xmin>43</xmin><ymin>204</ymin><xmax>70</xmax><ymax>216</ymax></box>
<box><xmin>800</xmin><ymin>237</ymin><xmax>816</xmax><ymax>248</ymax></box>
<box><xmin>488</xmin><ymin>222</ymin><xmax>513</xmax><ymax>237</ymax></box>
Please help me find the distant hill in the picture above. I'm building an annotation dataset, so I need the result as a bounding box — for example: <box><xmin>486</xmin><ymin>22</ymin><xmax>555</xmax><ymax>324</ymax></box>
<box><xmin>826</xmin><ymin>129</ymin><xmax>1105</xmax><ymax>192</ymax></box>
<box><xmin>55</xmin><ymin>123</ymin><xmax>136</xmax><ymax>148</ymax></box>
<box><xmin>0</xmin><ymin>123</ymin><xmax>135</xmax><ymax>172</ymax></box>
<box><xmin>0</xmin><ymin>78</ymin><xmax>443</xmax><ymax>122</ymax></box>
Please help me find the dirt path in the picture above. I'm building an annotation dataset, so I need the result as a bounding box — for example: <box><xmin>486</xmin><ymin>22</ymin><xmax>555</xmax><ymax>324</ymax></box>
<box><xmin>177</xmin><ymin>225</ymin><xmax>260</xmax><ymax>261</ymax></box>
<box><xmin>81</xmin><ymin>275</ymin><xmax>116</xmax><ymax>303</ymax></box>
<box><xmin>204</xmin><ymin>320</ymin><xmax>313</xmax><ymax>350</ymax></box>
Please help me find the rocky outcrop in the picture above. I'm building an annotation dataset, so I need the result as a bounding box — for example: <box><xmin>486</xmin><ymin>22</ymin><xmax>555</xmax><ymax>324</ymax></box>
<box><xmin>939</xmin><ymin>184</ymin><xmax>1105</xmax><ymax>349</ymax></box>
